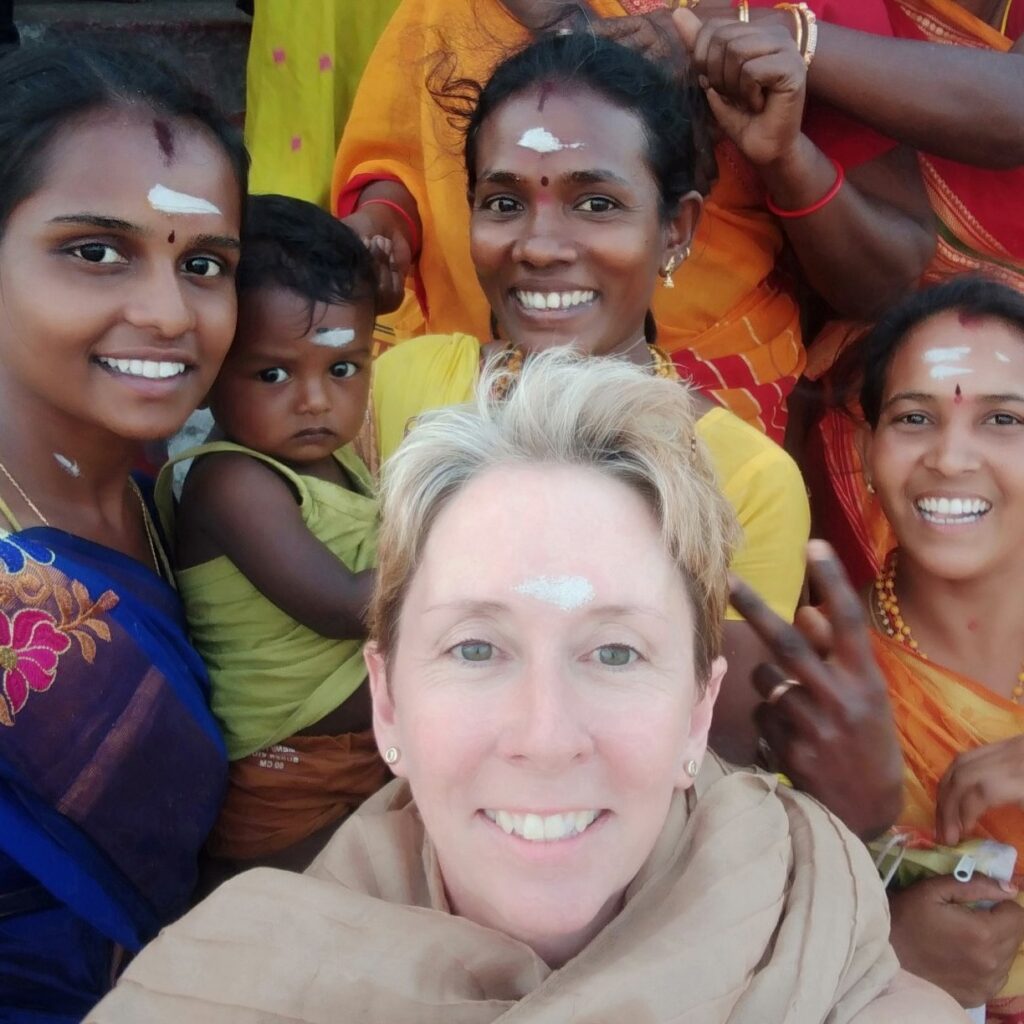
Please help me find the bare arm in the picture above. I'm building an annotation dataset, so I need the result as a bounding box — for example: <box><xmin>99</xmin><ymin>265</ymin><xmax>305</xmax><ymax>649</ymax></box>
<box><xmin>178</xmin><ymin>454</ymin><xmax>373</xmax><ymax>639</ymax></box>
<box><xmin>805</xmin><ymin>23</ymin><xmax>1024</xmax><ymax>168</ymax></box>
<box><xmin>677</xmin><ymin>11</ymin><xmax>935</xmax><ymax>319</ymax></box>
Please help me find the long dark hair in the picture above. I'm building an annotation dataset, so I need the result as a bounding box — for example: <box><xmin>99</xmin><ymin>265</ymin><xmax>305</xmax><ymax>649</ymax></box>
<box><xmin>0</xmin><ymin>43</ymin><xmax>248</xmax><ymax>237</ymax></box>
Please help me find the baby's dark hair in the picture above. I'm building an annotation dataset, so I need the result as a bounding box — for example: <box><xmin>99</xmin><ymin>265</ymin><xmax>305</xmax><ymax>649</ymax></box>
<box><xmin>238</xmin><ymin>194</ymin><xmax>378</xmax><ymax>322</ymax></box>
<box><xmin>0</xmin><ymin>43</ymin><xmax>247</xmax><ymax>237</ymax></box>
<box><xmin>436</xmin><ymin>31</ymin><xmax>715</xmax><ymax>221</ymax></box>
<box><xmin>860</xmin><ymin>276</ymin><xmax>1024</xmax><ymax>428</ymax></box>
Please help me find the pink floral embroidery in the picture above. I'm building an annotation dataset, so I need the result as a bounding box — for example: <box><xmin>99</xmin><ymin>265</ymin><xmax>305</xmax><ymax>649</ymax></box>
<box><xmin>291</xmin><ymin>135</ymin><xmax>302</xmax><ymax>152</ymax></box>
<box><xmin>0</xmin><ymin>608</ymin><xmax>72</xmax><ymax>720</ymax></box>
<box><xmin>318</xmin><ymin>53</ymin><xmax>333</xmax><ymax>72</ymax></box>
<box><xmin>272</xmin><ymin>47</ymin><xmax>286</xmax><ymax>64</ymax></box>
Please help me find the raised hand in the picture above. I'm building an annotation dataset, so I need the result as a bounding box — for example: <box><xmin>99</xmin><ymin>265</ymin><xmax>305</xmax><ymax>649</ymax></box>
<box><xmin>728</xmin><ymin>540</ymin><xmax>904</xmax><ymax>839</ymax></box>
<box><xmin>673</xmin><ymin>7</ymin><xmax>806</xmax><ymax>168</ymax></box>
<box><xmin>340</xmin><ymin>209</ymin><xmax>411</xmax><ymax>315</ymax></box>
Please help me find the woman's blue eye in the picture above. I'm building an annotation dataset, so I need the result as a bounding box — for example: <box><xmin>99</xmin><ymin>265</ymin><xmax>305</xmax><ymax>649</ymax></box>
<box><xmin>331</xmin><ymin>362</ymin><xmax>358</xmax><ymax>379</ymax></box>
<box><xmin>456</xmin><ymin>642</ymin><xmax>493</xmax><ymax>662</ymax></box>
<box><xmin>183</xmin><ymin>256</ymin><xmax>222</xmax><ymax>278</ymax></box>
<box><xmin>596</xmin><ymin>645</ymin><xmax>636</xmax><ymax>667</ymax></box>
<box><xmin>258</xmin><ymin>367</ymin><xmax>289</xmax><ymax>383</ymax></box>
<box><xmin>71</xmin><ymin>243</ymin><xmax>124</xmax><ymax>265</ymax></box>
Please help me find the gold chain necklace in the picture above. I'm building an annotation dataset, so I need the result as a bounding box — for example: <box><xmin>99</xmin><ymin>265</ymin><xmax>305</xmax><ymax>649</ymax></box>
<box><xmin>873</xmin><ymin>551</ymin><xmax>1024</xmax><ymax>703</ymax></box>
<box><xmin>0</xmin><ymin>458</ymin><xmax>161</xmax><ymax>575</ymax></box>
<box><xmin>490</xmin><ymin>341</ymin><xmax>678</xmax><ymax>400</ymax></box>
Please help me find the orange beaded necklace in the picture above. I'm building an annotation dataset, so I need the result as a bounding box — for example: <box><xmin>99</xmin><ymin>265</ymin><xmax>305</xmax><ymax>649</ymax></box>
<box><xmin>873</xmin><ymin>551</ymin><xmax>1024</xmax><ymax>703</ymax></box>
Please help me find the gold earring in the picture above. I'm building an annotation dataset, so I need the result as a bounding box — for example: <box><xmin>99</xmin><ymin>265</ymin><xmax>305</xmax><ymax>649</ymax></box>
<box><xmin>685</xmin><ymin>759</ymin><xmax>699</xmax><ymax>778</ymax></box>
<box><xmin>384</xmin><ymin>746</ymin><xmax>400</xmax><ymax>765</ymax></box>
<box><xmin>660</xmin><ymin>246</ymin><xmax>690</xmax><ymax>289</ymax></box>
<box><xmin>865</xmin><ymin>480</ymin><xmax>876</xmax><ymax>495</ymax></box>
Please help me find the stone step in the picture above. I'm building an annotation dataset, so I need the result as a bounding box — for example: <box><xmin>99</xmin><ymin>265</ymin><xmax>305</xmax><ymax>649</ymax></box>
<box><xmin>12</xmin><ymin>1</ymin><xmax>250</xmax><ymax>120</ymax></box>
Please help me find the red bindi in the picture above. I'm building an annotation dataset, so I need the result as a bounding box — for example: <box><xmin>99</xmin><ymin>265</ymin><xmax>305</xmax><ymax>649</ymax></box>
<box><xmin>958</xmin><ymin>310</ymin><xmax>981</xmax><ymax>328</ymax></box>
<box><xmin>967</xmin><ymin>619</ymin><xmax>979</xmax><ymax>632</ymax></box>
<box><xmin>153</xmin><ymin>118</ymin><xmax>175</xmax><ymax>163</ymax></box>
<box><xmin>540</xmin><ymin>176</ymin><xmax>549</xmax><ymax>187</ymax></box>
<box><xmin>954</xmin><ymin>383</ymin><xmax>963</xmax><ymax>404</ymax></box>
<box><xmin>167</xmin><ymin>230</ymin><xmax>175</xmax><ymax>244</ymax></box>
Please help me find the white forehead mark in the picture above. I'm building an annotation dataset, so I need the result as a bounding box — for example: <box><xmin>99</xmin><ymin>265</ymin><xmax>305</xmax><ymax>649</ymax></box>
<box><xmin>516</xmin><ymin>127</ymin><xmax>584</xmax><ymax>154</ymax></box>
<box><xmin>997</xmin><ymin>351</ymin><xmax>1012</xmax><ymax>363</ymax></box>
<box><xmin>923</xmin><ymin>346</ymin><xmax>973</xmax><ymax>380</ymax></box>
<box><xmin>514</xmin><ymin>575</ymin><xmax>595</xmax><ymax>611</ymax></box>
<box><xmin>923</xmin><ymin>346</ymin><xmax>972</xmax><ymax>363</ymax></box>
<box><xmin>53</xmin><ymin>453</ymin><xmax>80</xmax><ymax>478</ymax></box>
<box><xmin>313</xmin><ymin>327</ymin><xmax>356</xmax><ymax>348</ymax></box>
<box><xmin>930</xmin><ymin>365</ymin><xmax>973</xmax><ymax>380</ymax></box>
<box><xmin>147</xmin><ymin>184</ymin><xmax>221</xmax><ymax>216</ymax></box>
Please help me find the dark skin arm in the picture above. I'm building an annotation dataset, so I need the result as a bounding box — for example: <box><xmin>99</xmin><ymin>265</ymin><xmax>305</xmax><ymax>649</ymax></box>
<box><xmin>675</xmin><ymin>11</ymin><xmax>935</xmax><ymax>319</ymax></box>
<box><xmin>728</xmin><ymin>541</ymin><xmax>905</xmax><ymax>840</ymax></box>
<box><xmin>800</xmin><ymin>22</ymin><xmax>1024</xmax><ymax>168</ymax></box>
<box><xmin>339</xmin><ymin>180</ymin><xmax>420</xmax><ymax>314</ymax></box>
<box><xmin>176</xmin><ymin>453</ymin><xmax>373</xmax><ymax>639</ymax></box>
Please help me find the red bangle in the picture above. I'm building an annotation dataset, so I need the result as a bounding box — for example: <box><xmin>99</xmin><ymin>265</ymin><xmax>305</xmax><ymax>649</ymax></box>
<box><xmin>765</xmin><ymin>159</ymin><xmax>845</xmax><ymax>219</ymax></box>
<box><xmin>356</xmin><ymin>198</ymin><xmax>422</xmax><ymax>257</ymax></box>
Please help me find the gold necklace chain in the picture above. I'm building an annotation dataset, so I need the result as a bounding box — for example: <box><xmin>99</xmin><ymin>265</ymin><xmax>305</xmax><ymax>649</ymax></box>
<box><xmin>0</xmin><ymin>457</ymin><xmax>161</xmax><ymax>575</ymax></box>
<box><xmin>874</xmin><ymin>551</ymin><xmax>1024</xmax><ymax>703</ymax></box>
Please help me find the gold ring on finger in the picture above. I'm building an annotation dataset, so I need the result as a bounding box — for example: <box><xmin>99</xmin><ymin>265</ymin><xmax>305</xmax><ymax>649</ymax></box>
<box><xmin>765</xmin><ymin>679</ymin><xmax>799</xmax><ymax>705</ymax></box>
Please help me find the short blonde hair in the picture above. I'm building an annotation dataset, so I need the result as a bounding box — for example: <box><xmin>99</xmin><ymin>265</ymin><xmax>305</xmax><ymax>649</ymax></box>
<box><xmin>371</xmin><ymin>350</ymin><xmax>739</xmax><ymax>683</ymax></box>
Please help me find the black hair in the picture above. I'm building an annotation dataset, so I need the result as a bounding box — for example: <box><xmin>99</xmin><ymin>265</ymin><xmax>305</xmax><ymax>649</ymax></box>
<box><xmin>0</xmin><ymin>43</ymin><xmax>248</xmax><ymax>237</ymax></box>
<box><xmin>238</xmin><ymin>193</ymin><xmax>378</xmax><ymax>320</ymax></box>
<box><xmin>434</xmin><ymin>30</ymin><xmax>716</xmax><ymax>222</ymax></box>
<box><xmin>860</xmin><ymin>276</ymin><xmax>1024</xmax><ymax>428</ymax></box>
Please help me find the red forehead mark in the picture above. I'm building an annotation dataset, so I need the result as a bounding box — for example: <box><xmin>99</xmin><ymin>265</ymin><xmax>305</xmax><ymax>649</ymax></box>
<box><xmin>540</xmin><ymin>176</ymin><xmax>549</xmax><ymax>187</ymax></box>
<box><xmin>967</xmin><ymin>619</ymin><xmax>979</xmax><ymax>632</ymax></box>
<box><xmin>537</xmin><ymin>81</ymin><xmax>555</xmax><ymax>112</ymax></box>
<box><xmin>958</xmin><ymin>310</ymin><xmax>982</xmax><ymax>328</ymax></box>
<box><xmin>167</xmin><ymin>230</ymin><xmax>175</xmax><ymax>244</ymax></box>
<box><xmin>153</xmin><ymin>119</ymin><xmax>174</xmax><ymax>163</ymax></box>
<box><xmin>954</xmin><ymin>383</ymin><xmax>963</xmax><ymax>404</ymax></box>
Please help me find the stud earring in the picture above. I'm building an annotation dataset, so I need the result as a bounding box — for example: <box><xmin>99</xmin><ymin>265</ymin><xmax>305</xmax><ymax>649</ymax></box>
<box><xmin>865</xmin><ymin>480</ymin><xmax>876</xmax><ymax>495</ymax></box>
<box><xmin>384</xmin><ymin>746</ymin><xmax>401</xmax><ymax>765</ymax></box>
<box><xmin>685</xmin><ymin>758</ymin><xmax>700</xmax><ymax>778</ymax></box>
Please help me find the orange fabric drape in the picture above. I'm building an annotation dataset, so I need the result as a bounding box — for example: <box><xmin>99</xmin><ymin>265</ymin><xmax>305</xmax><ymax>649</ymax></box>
<box><xmin>207</xmin><ymin>729</ymin><xmax>390</xmax><ymax>861</ymax></box>
<box><xmin>875</xmin><ymin>629</ymin><xmax>1024</xmax><ymax>1010</ymax></box>
<box><xmin>331</xmin><ymin>0</ymin><xmax>804</xmax><ymax>439</ymax></box>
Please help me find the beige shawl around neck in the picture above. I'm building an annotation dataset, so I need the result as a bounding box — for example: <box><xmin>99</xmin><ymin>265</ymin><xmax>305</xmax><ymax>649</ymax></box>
<box><xmin>88</xmin><ymin>760</ymin><xmax>965</xmax><ymax>1023</ymax></box>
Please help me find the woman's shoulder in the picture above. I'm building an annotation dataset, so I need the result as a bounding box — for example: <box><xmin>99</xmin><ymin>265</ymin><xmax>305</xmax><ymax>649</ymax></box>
<box><xmin>697</xmin><ymin>406</ymin><xmax>801</xmax><ymax>486</ymax></box>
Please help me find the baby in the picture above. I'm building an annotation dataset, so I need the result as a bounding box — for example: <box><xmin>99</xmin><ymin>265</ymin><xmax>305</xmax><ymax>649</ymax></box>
<box><xmin>157</xmin><ymin>194</ymin><xmax>388</xmax><ymax>872</ymax></box>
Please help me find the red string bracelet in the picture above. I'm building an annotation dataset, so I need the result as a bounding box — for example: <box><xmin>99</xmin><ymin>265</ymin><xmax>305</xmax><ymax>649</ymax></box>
<box><xmin>356</xmin><ymin>197</ymin><xmax>422</xmax><ymax>257</ymax></box>
<box><xmin>765</xmin><ymin>158</ymin><xmax>845</xmax><ymax>219</ymax></box>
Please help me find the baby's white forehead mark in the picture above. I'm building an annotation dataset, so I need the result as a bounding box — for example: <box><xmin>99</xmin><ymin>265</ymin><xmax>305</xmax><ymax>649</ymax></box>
<box><xmin>312</xmin><ymin>327</ymin><xmax>356</xmax><ymax>348</ymax></box>
<box><xmin>514</xmin><ymin>575</ymin><xmax>595</xmax><ymax>611</ymax></box>
<box><xmin>148</xmin><ymin>184</ymin><xmax>221</xmax><ymax>216</ymax></box>
<box><xmin>516</xmin><ymin>127</ymin><xmax>584</xmax><ymax>154</ymax></box>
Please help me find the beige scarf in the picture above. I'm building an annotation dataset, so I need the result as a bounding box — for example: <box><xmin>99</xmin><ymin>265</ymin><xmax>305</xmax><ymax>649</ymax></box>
<box><xmin>88</xmin><ymin>763</ymin><xmax>965</xmax><ymax>1023</ymax></box>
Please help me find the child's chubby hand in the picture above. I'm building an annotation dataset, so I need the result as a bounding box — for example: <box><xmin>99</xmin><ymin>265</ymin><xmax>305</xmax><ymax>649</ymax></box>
<box><xmin>342</xmin><ymin>211</ymin><xmax>412</xmax><ymax>314</ymax></box>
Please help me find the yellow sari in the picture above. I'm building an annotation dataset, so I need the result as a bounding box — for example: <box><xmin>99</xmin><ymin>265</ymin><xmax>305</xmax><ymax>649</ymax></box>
<box><xmin>875</xmin><ymin>628</ymin><xmax>1024</xmax><ymax>1014</ymax></box>
<box><xmin>244</xmin><ymin>1</ymin><xmax>401</xmax><ymax>206</ymax></box>
<box><xmin>331</xmin><ymin>0</ymin><xmax>803</xmax><ymax>440</ymax></box>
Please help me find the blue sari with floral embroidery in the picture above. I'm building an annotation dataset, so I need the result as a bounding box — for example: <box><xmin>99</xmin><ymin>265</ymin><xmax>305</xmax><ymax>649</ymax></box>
<box><xmin>0</xmin><ymin>511</ymin><xmax>227</xmax><ymax>1021</ymax></box>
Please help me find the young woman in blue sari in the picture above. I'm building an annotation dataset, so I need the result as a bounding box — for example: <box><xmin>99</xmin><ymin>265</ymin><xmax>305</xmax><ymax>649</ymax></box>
<box><xmin>0</xmin><ymin>46</ymin><xmax>245</xmax><ymax>1019</ymax></box>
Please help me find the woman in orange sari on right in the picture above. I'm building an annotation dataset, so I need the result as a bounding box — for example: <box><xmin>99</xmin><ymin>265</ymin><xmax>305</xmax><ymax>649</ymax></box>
<box><xmin>857</xmin><ymin>277</ymin><xmax>1024</xmax><ymax>1022</ymax></box>
<box><xmin>801</xmin><ymin>0</ymin><xmax>1024</xmax><ymax>586</ymax></box>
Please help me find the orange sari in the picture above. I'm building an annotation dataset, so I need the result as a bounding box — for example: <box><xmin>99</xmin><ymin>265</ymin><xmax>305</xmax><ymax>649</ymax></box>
<box><xmin>808</xmin><ymin>0</ymin><xmax>1024</xmax><ymax>586</ymax></box>
<box><xmin>332</xmin><ymin>0</ymin><xmax>809</xmax><ymax>438</ymax></box>
<box><xmin>875</xmin><ymin>628</ymin><xmax>1024</xmax><ymax>1017</ymax></box>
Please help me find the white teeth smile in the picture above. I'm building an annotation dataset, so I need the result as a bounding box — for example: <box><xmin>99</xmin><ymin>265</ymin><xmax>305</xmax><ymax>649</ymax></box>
<box><xmin>514</xmin><ymin>290</ymin><xmax>596</xmax><ymax>311</ymax></box>
<box><xmin>96</xmin><ymin>357</ymin><xmax>187</xmax><ymax>380</ymax></box>
<box><xmin>484</xmin><ymin>809</ymin><xmax>601</xmax><ymax>842</ymax></box>
<box><xmin>914</xmin><ymin>496</ymin><xmax>991</xmax><ymax>524</ymax></box>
